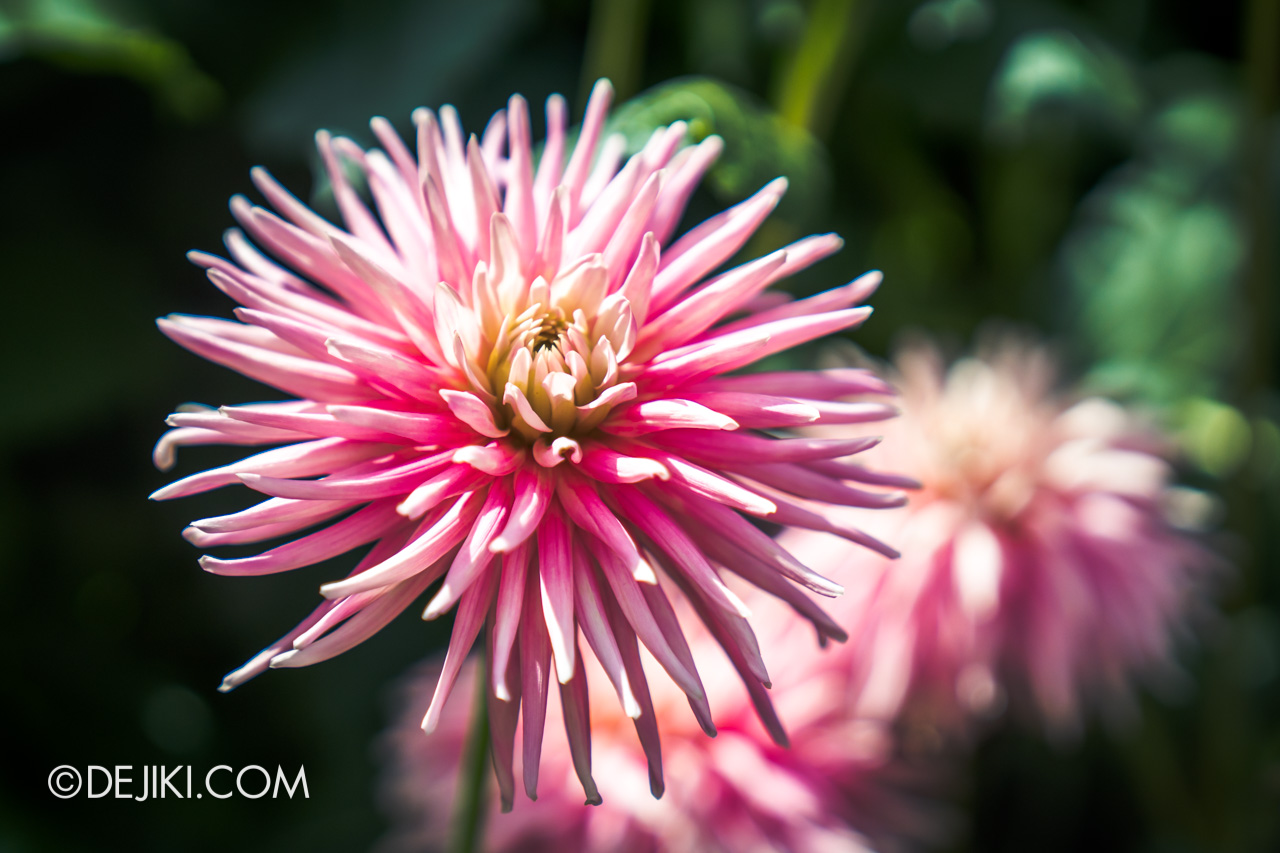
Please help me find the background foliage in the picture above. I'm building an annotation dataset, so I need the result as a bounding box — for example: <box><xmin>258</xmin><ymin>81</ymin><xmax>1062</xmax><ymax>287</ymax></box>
<box><xmin>1</xmin><ymin>0</ymin><xmax>1276</xmax><ymax>850</ymax></box>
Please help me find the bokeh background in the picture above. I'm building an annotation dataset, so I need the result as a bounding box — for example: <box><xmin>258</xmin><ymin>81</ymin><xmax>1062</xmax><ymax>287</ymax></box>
<box><xmin>1</xmin><ymin>0</ymin><xmax>1277</xmax><ymax>850</ymax></box>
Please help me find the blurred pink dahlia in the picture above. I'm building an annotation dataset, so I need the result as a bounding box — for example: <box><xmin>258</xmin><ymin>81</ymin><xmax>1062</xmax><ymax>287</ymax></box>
<box><xmin>152</xmin><ymin>80</ymin><xmax>907</xmax><ymax>799</ymax></box>
<box><xmin>381</xmin><ymin>590</ymin><xmax>950</xmax><ymax>852</ymax></box>
<box><xmin>783</xmin><ymin>340</ymin><xmax>1214</xmax><ymax>732</ymax></box>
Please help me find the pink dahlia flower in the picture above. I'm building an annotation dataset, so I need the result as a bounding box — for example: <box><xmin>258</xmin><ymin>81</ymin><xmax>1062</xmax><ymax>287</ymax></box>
<box><xmin>380</xmin><ymin>590</ymin><xmax>950</xmax><ymax>853</ymax></box>
<box><xmin>782</xmin><ymin>340</ymin><xmax>1214</xmax><ymax>732</ymax></box>
<box><xmin>152</xmin><ymin>80</ymin><xmax>906</xmax><ymax>801</ymax></box>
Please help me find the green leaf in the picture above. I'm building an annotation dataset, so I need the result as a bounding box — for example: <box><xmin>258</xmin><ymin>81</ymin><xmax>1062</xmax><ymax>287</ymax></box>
<box><xmin>1058</xmin><ymin>87</ymin><xmax>1246</xmax><ymax>409</ymax></box>
<box><xmin>0</xmin><ymin>0</ymin><xmax>222</xmax><ymax>121</ymax></box>
<box><xmin>605</xmin><ymin>76</ymin><xmax>831</xmax><ymax>225</ymax></box>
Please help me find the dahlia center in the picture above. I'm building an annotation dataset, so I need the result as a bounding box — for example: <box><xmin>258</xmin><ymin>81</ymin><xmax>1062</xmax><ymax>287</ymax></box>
<box><xmin>451</xmin><ymin>255</ymin><xmax>638</xmax><ymax>448</ymax></box>
<box><xmin>530</xmin><ymin>309</ymin><xmax>569</xmax><ymax>352</ymax></box>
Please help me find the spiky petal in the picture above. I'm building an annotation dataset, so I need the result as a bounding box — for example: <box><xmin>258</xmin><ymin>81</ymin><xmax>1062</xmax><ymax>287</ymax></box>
<box><xmin>380</xmin><ymin>591</ymin><xmax>954</xmax><ymax>852</ymax></box>
<box><xmin>781</xmin><ymin>339</ymin><xmax>1217</xmax><ymax>732</ymax></box>
<box><xmin>154</xmin><ymin>80</ymin><xmax>904</xmax><ymax>799</ymax></box>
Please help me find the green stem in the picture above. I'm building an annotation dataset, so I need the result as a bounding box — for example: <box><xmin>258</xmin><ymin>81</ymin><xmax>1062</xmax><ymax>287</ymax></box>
<box><xmin>1241</xmin><ymin>0</ymin><xmax>1279</xmax><ymax>400</ymax></box>
<box><xmin>771</xmin><ymin>0</ymin><xmax>868</xmax><ymax>138</ymax></box>
<box><xmin>451</xmin><ymin>659</ymin><xmax>490</xmax><ymax>853</ymax></box>
<box><xmin>580</xmin><ymin>0</ymin><xmax>652</xmax><ymax>108</ymax></box>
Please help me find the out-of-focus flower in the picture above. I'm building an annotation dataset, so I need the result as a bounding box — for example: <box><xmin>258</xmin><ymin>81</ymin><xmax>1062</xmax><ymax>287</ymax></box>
<box><xmin>151</xmin><ymin>80</ymin><xmax>907</xmax><ymax>801</ymax></box>
<box><xmin>785</xmin><ymin>339</ymin><xmax>1215</xmax><ymax>732</ymax></box>
<box><xmin>380</xmin><ymin>589</ymin><xmax>952</xmax><ymax>853</ymax></box>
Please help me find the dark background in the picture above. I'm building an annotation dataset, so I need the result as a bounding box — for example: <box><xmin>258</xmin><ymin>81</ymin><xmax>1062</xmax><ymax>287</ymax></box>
<box><xmin>1</xmin><ymin>0</ymin><xmax>1277</xmax><ymax>850</ymax></box>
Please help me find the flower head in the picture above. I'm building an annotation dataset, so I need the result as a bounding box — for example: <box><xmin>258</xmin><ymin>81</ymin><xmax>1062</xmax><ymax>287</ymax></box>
<box><xmin>152</xmin><ymin>80</ymin><xmax>904</xmax><ymax>800</ymax></box>
<box><xmin>380</xmin><ymin>590</ymin><xmax>951</xmax><ymax>853</ymax></box>
<box><xmin>784</xmin><ymin>338</ymin><xmax>1214</xmax><ymax>731</ymax></box>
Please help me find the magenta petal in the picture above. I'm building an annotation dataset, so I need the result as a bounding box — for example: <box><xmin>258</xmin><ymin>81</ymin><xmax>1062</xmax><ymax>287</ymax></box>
<box><xmin>327</xmin><ymin>405</ymin><xmax>459</xmax><ymax>444</ymax></box>
<box><xmin>690</xmin><ymin>527</ymin><xmax>848</xmax><ymax>646</ymax></box>
<box><xmin>638</xmin><ymin>580</ymin><xmax>715</xmax><ymax>735</ymax></box>
<box><xmin>646</xmin><ymin>134</ymin><xmax>722</xmax><ymax>246</ymax></box>
<box><xmin>490</xmin><ymin>465</ymin><xmax>551</xmax><ymax>552</ymax></box>
<box><xmin>423</xmin><ymin>480</ymin><xmax>510</xmax><ymax>618</ymax></box>
<box><xmin>650</xmin><ymin>178</ymin><xmax>787</xmax><ymax>312</ymax></box>
<box><xmin>588</xmin><ymin>540</ymin><xmax>704</xmax><ymax>703</ymax></box>
<box><xmin>191</xmin><ymin>496</ymin><xmax>353</xmax><ymax>534</ymax></box>
<box><xmin>609</xmin><ymin>487</ymin><xmax>748</xmax><ymax>619</ymax></box>
<box><xmin>654</xmin><ymin>430</ymin><xmax>882</xmax><ymax>465</ymax></box>
<box><xmin>600</xmin><ymin>589</ymin><xmax>666</xmax><ymax>797</ymax></box>
<box><xmin>690</xmin><ymin>590</ymin><xmax>789</xmax><ymax>747</ymax></box>
<box><xmin>677</xmin><ymin>392</ymin><xmax>820</xmax><ymax>429</ymax></box>
<box><xmin>325</xmin><ymin>336</ymin><xmax>449</xmax><ymax>402</ymax></box>
<box><xmin>557</xmin><ymin>644</ymin><xmax>602</xmax><ymax>805</ymax></box>
<box><xmin>452</xmin><ymin>442</ymin><xmax>525</xmax><ymax>476</ymax></box>
<box><xmin>560</xmin><ymin>78</ymin><xmax>614</xmax><ymax>216</ymax></box>
<box><xmin>421</xmin><ymin>562</ymin><xmax>499</xmax><ymax>733</ymax></box>
<box><xmin>221</xmin><ymin>402</ymin><xmax>408</xmax><ymax>442</ymax></box>
<box><xmin>625</xmin><ymin>446</ymin><xmax>776</xmax><ymax>516</ymax></box>
<box><xmin>200</xmin><ymin>499</ymin><xmax>404</xmax><ymax>576</ymax></box>
<box><xmin>662</xmin><ymin>487</ymin><xmax>843</xmax><ymax>597</ymax></box>
<box><xmin>731</xmin><ymin>462</ymin><xmax>908</xmax><ymax>510</ymax></box>
<box><xmin>217</xmin><ymin>599</ymin><xmax>340</xmax><ymax>692</ymax></box>
<box><xmin>805</xmin><ymin>399</ymin><xmax>900</xmax><ymax>426</ymax></box>
<box><xmin>713</xmin><ymin>270</ymin><xmax>883</xmax><ymax>337</ymax></box>
<box><xmin>572</xmin><ymin>542</ymin><xmax>641</xmax><ymax>718</ymax></box>
<box><xmin>485</xmin><ymin>621</ymin><xmax>523</xmax><ymax>813</ymax></box>
<box><xmin>502</xmin><ymin>94</ymin><xmax>537</xmax><ymax>258</ymax></box>
<box><xmin>234</xmin><ymin>451</ymin><xmax>451</xmax><ymax>501</ymax></box>
<box><xmin>150</xmin><ymin>437</ymin><xmax>393</xmax><ymax>501</ymax></box>
<box><xmin>271</xmin><ymin>570</ymin><xmax>437</xmax><ymax>669</ymax></box>
<box><xmin>632</xmin><ymin>250</ymin><xmax>787</xmax><ymax>360</ymax></box>
<box><xmin>537</xmin><ymin>511</ymin><xmax>577</xmax><ymax>681</ymax></box>
<box><xmin>159</xmin><ymin>314</ymin><xmax>374</xmax><ymax>402</ymax></box>
<box><xmin>153</xmin><ymin>424</ymin><xmax>299</xmax><ymax>471</ymax></box>
<box><xmin>601</xmin><ymin>399</ymin><xmax>738</xmax><ymax>436</ymax></box>
<box><xmin>804</xmin><ymin>457</ymin><xmax>923</xmax><ymax>489</ymax></box>
<box><xmin>555</xmin><ymin>476</ymin><xmax>650</xmax><ymax>582</ymax></box>
<box><xmin>760</xmin><ymin>491</ymin><xmax>901</xmax><ymax>559</ymax></box>
<box><xmin>320</xmin><ymin>491</ymin><xmax>482</xmax><ymax>599</ymax></box>
<box><xmin>520</xmin><ymin>565</ymin><xmax>552</xmax><ymax>800</ymax></box>
<box><xmin>397</xmin><ymin>465</ymin><xmax>488</xmax><ymax>519</ymax></box>
<box><xmin>491</xmin><ymin>542</ymin><xmax>530</xmax><ymax>701</ymax></box>
<box><xmin>440</xmin><ymin>389</ymin><xmax>509</xmax><ymax>437</ymax></box>
<box><xmin>575</xmin><ymin>442</ymin><xmax>670</xmax><ymax>484</ymax></box>
<box><xmin>644</xmin><ymin>306</ymin><xmax>874</xmax><ymax>388</ymax></box>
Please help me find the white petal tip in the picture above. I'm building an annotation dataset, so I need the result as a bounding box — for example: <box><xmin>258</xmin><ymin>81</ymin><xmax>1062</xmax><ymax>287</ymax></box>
<box><xmin>633</xmin><ymin>562</ymin><xmax>658</xmax><ymax>585</ymax></box>
<box><xmin>216</xmin><ymin>675</ymin><xmax>242</xmax><ymax>693</ymax></box>
<box><xmin>317</xmin><ymin>582</ymin><xmax>347</xmax><ymax>600</ymax></box>
<box><xmin>422</xmin><ymin>590</ymin><xmax>453</xmax><ymax>621</ymax></box>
